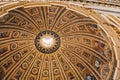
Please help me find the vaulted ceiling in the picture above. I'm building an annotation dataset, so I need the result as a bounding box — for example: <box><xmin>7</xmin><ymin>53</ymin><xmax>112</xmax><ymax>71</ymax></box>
<box><xmin>0</xmin><ymin>1</ymin><xmax>120</xmax><ymax>80</ymax></box>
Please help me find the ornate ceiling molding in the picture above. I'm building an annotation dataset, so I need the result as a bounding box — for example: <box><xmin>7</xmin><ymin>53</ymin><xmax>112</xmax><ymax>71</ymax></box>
<box><xmin>0</xmin><ymin>1</ymin><xmax>120</xmax><ymax>80</ymax></box>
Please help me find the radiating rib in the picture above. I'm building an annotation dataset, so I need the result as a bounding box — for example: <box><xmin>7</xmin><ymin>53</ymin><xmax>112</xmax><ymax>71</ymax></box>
<box><xmin>62</xmin><ymin>41</ymin><xmax>109</xmax><ymax>63</ymax></box>
<box><xmin>0</xmin><ymin>26</ymin><xmax>37</xmax><ymax>35</ymax></box>
<box><xmin>10</xmin><ymin>9</ymin><xmax>41</xmax><ymax>32</ymax></box>
<box><xmin>58</xmin><ymin>49</ymin><xmax>84</xmax><ymax>80</ymax></box>
<box><xmin>0</xmin><ymin>42</ymin><xmax>34</xmax><ymax>61</ymax></box>
<box><xmin>3</xmin><ymin>48</ymin><xmax>36</xmax><ymax>80</ymax></box>
<box><xmin>60</xmin><ymin>33</ymin><xmax>107</xmax><ymax>43</ymax></box>
<box><xmin>60</xmin><ymin>46</ymin><xmax>103</xmax><ymax>80</ymax></box>
<box><xmin>22</xmin><ymin>53</ymin><xmax>39</xmax><ymax>80</ymax></box>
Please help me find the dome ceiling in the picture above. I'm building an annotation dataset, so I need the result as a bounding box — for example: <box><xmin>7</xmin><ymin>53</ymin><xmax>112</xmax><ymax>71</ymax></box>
<box><xmin>0</xmin><ymin>5</ymin><xmax>116</xmax><ymax>80</ymax></box>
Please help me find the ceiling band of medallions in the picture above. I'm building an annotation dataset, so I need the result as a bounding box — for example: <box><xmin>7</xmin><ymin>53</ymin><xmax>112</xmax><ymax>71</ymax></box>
<box><xmin>0</xmin><ymin>1</ymin><xmax>120</xmax><ymax>80</ymax></box>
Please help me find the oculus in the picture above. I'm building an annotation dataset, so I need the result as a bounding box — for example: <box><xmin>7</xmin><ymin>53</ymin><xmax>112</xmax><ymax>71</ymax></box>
<box><xmin>35</xmin><ymin>30</ymin><xmax>60</xmax><ymax>54</ymax></box>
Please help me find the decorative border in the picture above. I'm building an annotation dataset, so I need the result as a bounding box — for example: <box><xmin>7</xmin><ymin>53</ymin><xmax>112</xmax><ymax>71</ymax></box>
<box><xmin>35</xmin><ymin>30</ymin><xmax>60</xmax><ymax>54</ymax></box>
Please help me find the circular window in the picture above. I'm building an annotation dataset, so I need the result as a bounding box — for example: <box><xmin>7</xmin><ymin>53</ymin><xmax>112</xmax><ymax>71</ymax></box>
<box><xmin>35</xmin><ymin>30</ymin><xmax>60</xmax><ymax>54</ymax></box>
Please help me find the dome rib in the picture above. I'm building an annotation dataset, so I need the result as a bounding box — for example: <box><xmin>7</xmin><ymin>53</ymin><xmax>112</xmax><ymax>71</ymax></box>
<box><xmin>60</xmin><ymin>46</ymin><xmax>102</xmax><ymax>80</ymax></box>
<box><xmin>0</xmin><ymin>4</ymin><xmax>116</xmax><ymax>80</ymax></box>
<box><xmin>10</xmin><ymin>9</ymin><xmax>41</xmax><ymax>32</ymax></box>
